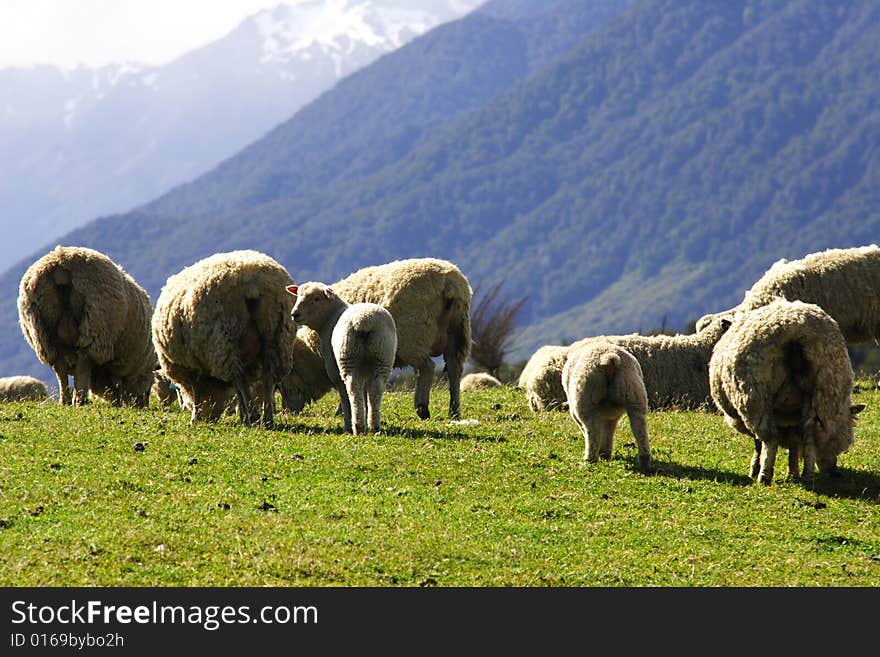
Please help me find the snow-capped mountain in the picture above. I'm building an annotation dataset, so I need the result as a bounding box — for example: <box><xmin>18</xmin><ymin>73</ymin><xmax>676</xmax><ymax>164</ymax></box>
<box><xmin>0</xmin><ymin>0</ymin><xmax>484</xmax><ymax>275</ymax></box>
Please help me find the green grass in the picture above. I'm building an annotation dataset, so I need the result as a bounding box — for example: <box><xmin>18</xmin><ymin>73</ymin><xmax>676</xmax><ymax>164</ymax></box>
<box><xmin>1</xmin><ymin>382</ymin><xmax>879</xmax><ymax>587</ymax></box>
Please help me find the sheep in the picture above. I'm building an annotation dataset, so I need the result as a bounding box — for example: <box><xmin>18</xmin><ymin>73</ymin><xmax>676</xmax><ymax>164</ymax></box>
<box><xmin>152</xmin><ymin>368</ymin><xmax>181</xmax><ymax>408</ymax></box>
<box><xmin>562</xmin><ymin>341</ymin><xmax>653</xmax><ymax>473</ymax></box>
<box><xmin>460</xmin><ymin>372</ymin><xmax>502</xmax><ymax>391</ymax></box>
<box><xmin>17</xmin><ymin>245</ymin><xmax>156</xmax><ymax>407</ymax></box>
<box><xmin>517</xmin><ymin>345</ymin><xmax>571</xmax><ymax>411</ymax></box>
<box><xmin>288</xmin><ymin>282</ymin><xmax>397</xmax><ymax>435</ymax></box>
<box><xmin>0</xmin><ymin>375</ymin><xmax>49</xmax><ymax>402</ymax></box>
<box><xmin>151</xmin><ymin>250</ymin><xmax>297</xmax><ymax>427</ymax></box>
<box><xmin>278</xmin><ymin>326</ymin><xmax>335</xmax><ymax>413</ymax></box>
<box><xmin>520</xmin><ymin>315</ymin><xmax>733</xmax><ymax>412</ymax></box>
<box><xmin>709</xmin><ymin>299</ymin><xmax>865</xmax><ymax>485</ymax></box>
<box><xmin>281</xmin><ymin>258</ymin><xmax>472</xmax><ymax>420</ymax></box>
<box><xmin>698</xmin><ymin>245</ymin><xmax>880</xmax><ymax>343</ymax></box>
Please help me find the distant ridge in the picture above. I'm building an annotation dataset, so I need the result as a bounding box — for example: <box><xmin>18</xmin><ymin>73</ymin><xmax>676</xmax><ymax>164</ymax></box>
<box><xmin>3</xmin><ymin>0</ymin><xmax>878</xmax><ymax>386</ymax></box>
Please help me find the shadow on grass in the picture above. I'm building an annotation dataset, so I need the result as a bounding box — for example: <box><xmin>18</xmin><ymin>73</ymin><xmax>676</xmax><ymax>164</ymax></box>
<box><xmin>270</xmin><ymin>418</ymin><xmax>505</xmax><ymax>442</ymax></box>
<box><xmin>799</xmin><ymin>467</ymin><xmax>880</xmax><ymax>502</ymax></box>
<box><xmin>623</xmin><ymin>454</ymin><xmax>754</xmax><ymax>486</ymax></box>
<box><xmin>389</xmin><ymin>425</ymin><xmax>506</xmax><ymax>443</ymax></box>
<box><xmin>621</xmin><ymin>453</ymin><xmax>880</xmax><ymax>501</ymax></box>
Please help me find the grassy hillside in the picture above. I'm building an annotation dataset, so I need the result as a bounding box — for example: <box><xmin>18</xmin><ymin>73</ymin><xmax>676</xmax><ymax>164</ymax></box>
<box><xmin>2</xmin><ymin>383</ymin><xmax>879</xmax><ymax>586</ymax></box>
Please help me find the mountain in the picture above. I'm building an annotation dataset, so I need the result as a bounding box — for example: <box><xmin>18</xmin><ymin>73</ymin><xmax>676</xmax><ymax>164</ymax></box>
<box><xmin>0</xmin><ymin>0</ymin><xmax>484</xmax><ymax>275</ymax></box>
<box><xmin>4</xmin><ymin>0</ymin><xmax>878</xmax><ymax>388</ymax></box>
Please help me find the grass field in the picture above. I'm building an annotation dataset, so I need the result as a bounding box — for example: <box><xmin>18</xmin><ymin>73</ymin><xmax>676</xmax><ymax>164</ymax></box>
<box><xmin>1</xmin><ymin>381</ymin><xmax>879</xmax><ymax>587</ymax></box>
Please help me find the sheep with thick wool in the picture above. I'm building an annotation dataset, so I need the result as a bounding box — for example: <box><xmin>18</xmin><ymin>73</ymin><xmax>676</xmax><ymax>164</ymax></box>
<box><xmin>460</xmin><ymin>372</ymin><xmax>502</xmax><ymax>391</ymax></box>
<box><xmin>289</xmin><ymin>282</ymin><xmax>397</xmax><ymax>435</ymax></box>
<box><xmin>18</xmin><ymin>246</ymin><xmax>156</xmax><ymax>407</ymax></box>
<box><xmin>562</xmin><ymin>341</ymin><xmax>653</xmax><ymax>473</ymax></box>
<box><xmin>282</xmin><ymin>258</ymin><xmax>472</xmax><ymax>420</ymax></box>
<box><xmin>517</xmin><ymin>345</ymin><xmax>570</xmax><ymax>411</ymax></box>
<box><xmin>0</xmin><ymin>375</ymin><xmax>49</xmax><ymax>402</ymax></box>
<box><xmin>709</xmin><ymin>299</ymin><xmax>865</xmax><ymax>485</ymax></box>
<box><xmin>151</xmin><ymin>250</ymin><xmax>297</xmax><ymax>427</ymax></box>
<box><xmin>697</xmin><ymin>245</ymin><xmax>880</xmax><ymax>343</ymax></box>
<box><xmin>520</xmin><ymin>315</ymin><xmax>732</xmax><ymax>412</ymax></box>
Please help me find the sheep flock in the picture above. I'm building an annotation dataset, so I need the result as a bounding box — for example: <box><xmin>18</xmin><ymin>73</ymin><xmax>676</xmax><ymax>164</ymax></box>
<box><xmin>7</xmin><ymin>243</ymin><xmax>877</xmax><ymax>487</ymax></box>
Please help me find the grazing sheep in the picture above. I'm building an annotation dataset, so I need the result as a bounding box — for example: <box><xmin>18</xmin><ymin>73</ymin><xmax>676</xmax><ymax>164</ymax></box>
<box><xmin>699</xmin><ymin>245</ymin><xmax>880</xmax><ymax>343</ymax></box>
<box><xmin>282</xmin><ymin>258</ymin><xmax>472</xmax><ymax>420</ymax></box>
<box><xmin>278</xmin><ymin>326</ymin><xmax>335</xmax><ymax>413</ymax></box>
<box><xmin>288</xmin><ymin>282</ymin><xmax>397</xmax><ymax>435</ymax></box>
<box><xmin>461</xmin><ymin>372</ymin><xmax>502</xmax><ymax>391</ymax></box>
<box><xmin>152</xmin><ymin>368</ymin><xmax>181</xmax><ymax>408</ymax></box>
<box><xmin>151</xmin><ymin>250</ymin><xmax>297</xmax><ymax>427</ymax></box>
<box><xmin>709</xmin><ymin>299</ymin><xmax>865</xmax><ymax>485</ymax></box>
<box><xmin>17</xmin><ymin>245</ymin><xmax>156</xmax><ymax>407</ymax></box>
<box><xmin>0</xmin><ymin>375</ymin><xmax>49</xmax><ymax>402</ymax></box>
<box><xmin>520</xmin><ymin>315</ymin><xmax>733</xmax><ymax>412</ymax></box>
<box><xmin>562</xmin><ymin>341</ymin><xmax>653</xmax><ymax>473</ymax></box>
<box><xmin>517</xmin><ymin>345</ymin><xmax>570</xmax><ymax>411</ymax></box>
<box><xmin>695</xmin><ymin>309</ymin><xmax>738</xmax><ymax>333</ymax></box>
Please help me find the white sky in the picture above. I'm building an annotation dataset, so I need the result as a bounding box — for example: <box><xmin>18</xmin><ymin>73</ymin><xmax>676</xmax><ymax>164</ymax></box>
<box><xmin>0</xmin><ymin>0</ymin><xmax>292</xmax><ymax>69</ymax></box>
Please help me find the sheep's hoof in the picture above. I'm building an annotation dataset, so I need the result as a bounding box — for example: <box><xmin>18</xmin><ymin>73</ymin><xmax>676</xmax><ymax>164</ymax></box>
<box><xmin>758</xmin><ymin>473</ymin><xmax>774</xmax><ymax>486</ymax></box>
<box><xmin>416</xmin><ymin>404</ymin><xmax>430</xmax><ymax>420</ymax></box>
<box><xmin>637</xmin><ymin>456</ymin><xmax>655</xmax><ymax>474</ymax></box>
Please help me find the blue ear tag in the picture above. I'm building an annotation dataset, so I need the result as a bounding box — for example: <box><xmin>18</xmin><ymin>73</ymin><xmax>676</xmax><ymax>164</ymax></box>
<box><xmin>169</xmin><ymin>382</ymin><xmax>179</xmax><ymax>391</ymax></box>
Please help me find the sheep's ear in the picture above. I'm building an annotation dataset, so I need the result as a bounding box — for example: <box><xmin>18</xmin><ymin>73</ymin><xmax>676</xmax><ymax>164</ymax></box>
<box><xmin>851</xmin><ymin>403</ymin><xmax>867</xmax><ymax>416</ymax></box>
<box><xmin>286</xmin><ymin>285</ymin><xmax>298</xmax><ymax>296</ymax></box>
<box><xmin>720</xmin><ymin>317</ymin><xmax>733</xmax><ymax>330</ymax></box>
<box><xmin>325</xmin><ymin>287</ymin><xmax>335</xmax><ymax>298</ymax></box>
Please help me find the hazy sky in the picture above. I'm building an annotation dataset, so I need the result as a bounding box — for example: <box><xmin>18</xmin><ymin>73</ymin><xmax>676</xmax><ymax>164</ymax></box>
<box><xmin>0</xmin><ymin>0</ymin><xmax>483</xmax><ymax>70</ymax></box>
<box><xmin>0</xmin><ymin>0</ymin><xmax>306</xmax><ymax>69</ymax></box>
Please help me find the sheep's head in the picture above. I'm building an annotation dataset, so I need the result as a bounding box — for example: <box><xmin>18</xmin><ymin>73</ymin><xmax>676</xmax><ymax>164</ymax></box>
<box><xmin>287</xmin><ymin>282</ymin><xmax>341</xmax><ymax>331</ymax></box>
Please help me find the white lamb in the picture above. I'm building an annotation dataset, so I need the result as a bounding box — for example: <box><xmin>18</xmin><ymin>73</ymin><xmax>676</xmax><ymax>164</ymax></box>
<box><xmin>288</xmin><ymin>282</ymin><xmax>397</xmax><ymax>435</ymax></box>
<box><xmin>562</xmin><ymin>341</ymin><xmax>654</xmax><ymax>474</ymax></box>
<box><xmin>709</xmin><ymin>299</ymin><xmax>865</xmax><ymax>485</ymax></box>
<box><xmin>280</xmin><ymin>258</ymin><xmax>472</xmax><ymax>421</ymax></box>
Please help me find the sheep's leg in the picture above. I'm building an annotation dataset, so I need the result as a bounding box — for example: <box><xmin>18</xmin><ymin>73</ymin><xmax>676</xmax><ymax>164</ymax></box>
<box><xmin>757</xmin><ymin>439</ymin><xmax>778</xmax><ymax>485</ymax></box>
<box><xmin>598</xmin><ymin>418</ymin><xmax>618</xmax><ymax>461</ymax></box>
<box><xmin>260</xmin><ymin>370</ymin><xmax>276</xmax><ymax>430</ymax></box>
<box><xmin>801</xmin><ymin>441</ymin><xmax>817</xmax><ymax>482</ymax></box>
<box><xmin>749</xmin><ymin>439</ymin><xmax>762</xmax><ymax>479</ymax></box>
<box><xmin>232</xmin><ymin>378</ymin><xmax>253</xmax><ymax>428</ymax></box>
<box><xmin>582</xmin><ymin>416</ymin><xmax>604</xmax><ymax>463</ymax></box>
<box><xmin>787</xmin><ymin>444</ymin><xmax>802</xmax><ymax>481</ymax></box>
<box><xmin>189</xmin><ymin>385</ymin><xmax>202</xmax><ymax>424</ymax></box>
<box><xmin>73</xmin><ymin>352</ymin><xmax>91</xmax><ymax>406</ymax></box>
<box><xmin>627</xmin><ymin>410</ymin><xmax>654</xmax><ymax>474</ymax></box>
<box><xmin>367</xmin><ymin>373</ymin><xmax>386</xmax><ymax>433</ymax></box>
<box><xmin>444</xmin><ymin>343</ymin><xmax>463</xmax><ymax>420</ymax></box>
<box><xmin>346</xmin><ymin>375</ymin><xmax>367</xmax><ymax>435</ymax></box>
<box><xmin>54</xmin><ymin>363</ymin><xmax>71</xmax><ymax>405</ymax></box>
<box><xmin>336</xmin><ymin>382</ymin><xmax>353</xmax><ymax>433</ymax></box>
<box><xmin>413</xmin><ymin>357</ymin><xmax>434</xmax><ymax>420</ymax></box>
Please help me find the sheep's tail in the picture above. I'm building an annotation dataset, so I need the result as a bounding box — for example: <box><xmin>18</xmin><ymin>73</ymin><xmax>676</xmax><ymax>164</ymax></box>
<box><xmin>445</xmin><ymin>275</ymin><xmax>472</xmax><ymax>367</ymax></box>
<box><xmin>599</xmin><ymin>352</ymin><xmax>621</xmax><ymax>380</ymax></box>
